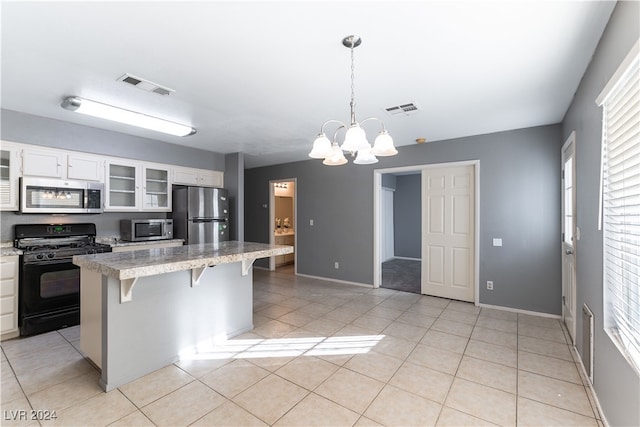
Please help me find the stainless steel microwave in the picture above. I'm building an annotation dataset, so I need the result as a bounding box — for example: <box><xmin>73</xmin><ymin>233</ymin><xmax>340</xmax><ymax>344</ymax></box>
<box><xmin>120</xmin><ymin>219</ymin><xmax>173</xmax><ymax>242</ymax></box>
<box><xmin>19</xmin><ymin>177</ymin><xmax>103</xmax><ymax>214</ymax></box>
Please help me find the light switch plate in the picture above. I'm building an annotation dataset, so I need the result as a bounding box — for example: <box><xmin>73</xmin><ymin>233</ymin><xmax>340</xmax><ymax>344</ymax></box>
<box><xmin>493</xmin><ymin>238</ymin><xmax>502</xmax><ymax>247</ymax></box>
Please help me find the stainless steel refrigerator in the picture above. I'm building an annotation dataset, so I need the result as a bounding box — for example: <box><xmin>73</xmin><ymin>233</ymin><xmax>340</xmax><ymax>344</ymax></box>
<box><xmin>171</xmin><ymin>186</ymin><xmax>229</xmax><ymax>244</ymax></box>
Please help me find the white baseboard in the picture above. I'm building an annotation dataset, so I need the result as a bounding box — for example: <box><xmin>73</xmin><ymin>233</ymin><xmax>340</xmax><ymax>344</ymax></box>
<box><xmin>571</xmin><ymin>346</ymin><xmax>609</xmax><ymax>426</ymax></box>
<box><xmin>391</xmin><ymin>256</ymin><xmax>421</xmax><ymax>261</ymax></box>
<box><xmin>477</xmin><ymin>302</ymin><xmax>562</xmax><ymax>319</ymax></box>
<box><xmin>294</xmin><ymin>272</ymin><xmax>374</xmax><ymax>289</ymax></box>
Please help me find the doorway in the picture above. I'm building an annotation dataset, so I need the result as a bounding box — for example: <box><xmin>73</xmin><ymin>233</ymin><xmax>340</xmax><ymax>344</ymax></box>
<box><xmin>379</xmin><ymin>173</ymin><xmax>422</xmax><ymax>294</ymax></box>
<box><xmin>374</xmin><ymin>161</ymin><xmax>479</xmax><ymax>304</ymax></box>
<box><xmin>269</xmin><ymin>179</ymin><xmax>296</xmax><ymax>271</ymax></box>
<box><xmin>562</xmin><ymin>132</ymin><xmax>577</xmax><ymax>344</ymax></box>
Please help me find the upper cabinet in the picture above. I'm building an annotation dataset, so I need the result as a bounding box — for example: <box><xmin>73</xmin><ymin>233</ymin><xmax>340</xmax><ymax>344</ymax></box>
<box><xmin>105</xmin><ymin>160</ymin><xmax>139</xmax><ymax>211</ymax></box>
<box><xmin>105</xmin><ymin>160</ymin><xmax>171</xmax><ymax>211</ymax></box>
<box><xmin>173</xmin><ymin>166</ymin><xmax>223</xmax><ymax>188</ymax></box>
<box><xmin>67</xmin><ymin>153</ymin><xmax>104</xmax><ymax>181</ymax></box>
<box><xmin>21</xmin><ymin>147</ymin><xmax>103</xmax><ymax>181</ymax></box>
<box><xmin>6</xmin><ymin>142</ymin><xmax>223</xmax><ymax>212</ymax></box>
<box><xmin>0</xmin><ymin>142</ymin><xmax>20</xmax><ymax>210</ymax></box>
<box><xmin>142</xmin><ymin>164</ymin><xmax>171</xmax><ymax>210</ymax></box>
<box><xmin>21</xmin><ymin>147</ymin><xmax>65</xmax><ymax>178</ymax></box>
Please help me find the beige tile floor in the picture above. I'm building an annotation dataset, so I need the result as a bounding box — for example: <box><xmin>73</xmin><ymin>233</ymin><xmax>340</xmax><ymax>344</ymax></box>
<box><xmin>1</xmin><ymin>266</ymin><xmax>604</xmax><ymax>426</ymax></box>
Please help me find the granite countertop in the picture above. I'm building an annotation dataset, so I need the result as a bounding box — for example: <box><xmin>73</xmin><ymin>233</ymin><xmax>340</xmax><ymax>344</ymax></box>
<box><xmin>73</xmin><ymin>241</ymin><xmax>293</xmax><ymax>280</ymax></box>
<box><xmin>0</xmin><ymin>241</ymin><xmax>21</xmax><ymax>256</ymax></box>
<box><xmin>96</xmin><ymin>237</ymin><xmax>184</xmax><ymax>247</ymax></box>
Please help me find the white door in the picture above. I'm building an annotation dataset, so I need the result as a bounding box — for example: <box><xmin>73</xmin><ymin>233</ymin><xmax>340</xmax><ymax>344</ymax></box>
<box><xmin>382</xmin><ymin>188</ymin><xmax>395</xmax><ymax>262</ymax></box>
<box><xmin>421</xmin><ymin>164</ymin><xmax>475</xmax><ymax>302</ymax></box>
<box><xmin>562</xmin><ymin>132</ymin><xmax>577</xmax><ymax>344</ymax></box>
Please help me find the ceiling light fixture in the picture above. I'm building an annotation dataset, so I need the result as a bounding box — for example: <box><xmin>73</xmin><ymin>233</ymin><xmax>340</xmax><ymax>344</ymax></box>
<box><xmin>308</xmin><ymin>35</ymin><xmax>397</xmax><ymax>166</ymax></box>
<box><xmin>60</xmin><ymin>96</ymin><xmax>196</xmax><ymax>137</ymax></box>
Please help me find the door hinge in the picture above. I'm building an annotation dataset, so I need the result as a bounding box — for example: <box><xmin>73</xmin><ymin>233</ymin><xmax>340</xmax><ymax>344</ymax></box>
<box><xmin>562</xmin><ymin>232</ymin><xmax>565</xmax><ymax>242</ymax></box>
<box><xmin>563</xmin><ymin>295</ymin><xmax>566</xmax><ymax>306</ymax></box>
<box><xmin>562</xmin><ymin>169</ymin><xmax>565</xmax><ymax>179</ymax></box>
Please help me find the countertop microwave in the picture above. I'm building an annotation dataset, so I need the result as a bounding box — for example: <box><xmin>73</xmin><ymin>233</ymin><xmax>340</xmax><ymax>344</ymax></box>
<box><xmin>120</xmin><ymin>219</ymin><xmax>173</xmax><ymax>242</ymax></box>
<box><xmin>19</xmin><ymin>177</ymin><xmax>103</xmax><ymax>214</ymax></box>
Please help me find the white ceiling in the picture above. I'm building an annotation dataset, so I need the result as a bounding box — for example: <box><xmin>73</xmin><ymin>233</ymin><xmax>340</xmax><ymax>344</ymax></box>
<box><xmin>1</xmin><ymin>1</ymin><xmax>615</xmax><ymax>168</ymax></box>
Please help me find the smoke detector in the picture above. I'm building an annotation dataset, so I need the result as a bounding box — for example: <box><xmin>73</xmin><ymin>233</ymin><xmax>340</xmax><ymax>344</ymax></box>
<box><xmin>385</xmin><ymin>102</ymin><xmax>420</xmax><ymax>117</ymax></box>
<box><xmin>117</xmin><ymin>73</ymin><xmax>175</xmax><ymax>96</ymax></box>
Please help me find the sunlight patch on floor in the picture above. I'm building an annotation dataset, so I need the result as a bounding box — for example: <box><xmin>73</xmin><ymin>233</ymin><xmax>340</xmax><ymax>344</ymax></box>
<box><xmin>179</xmin><ymin>335</ymin><xmax>385</xmax><ymax>361</ymax></box>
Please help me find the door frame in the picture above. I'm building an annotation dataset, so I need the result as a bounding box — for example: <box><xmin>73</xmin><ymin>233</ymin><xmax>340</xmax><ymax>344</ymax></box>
<box><xmin>373</xmin><ymin>160</ymin><xmax>480</xmax><ymax>305</ymax></box>
<box><xmin>561</xmin><ymin>131</ymin><xmax>577</xmax><ymax>344</ymax></box>
<box><xmin>381</xmin><ymin>187</ymin><xmax>395</xmax><ymax>262</ymax></box>
<box><xmin>269</xmin><ymin>178</ymin><xmax>298</xmax><ymax>272</ymax></box>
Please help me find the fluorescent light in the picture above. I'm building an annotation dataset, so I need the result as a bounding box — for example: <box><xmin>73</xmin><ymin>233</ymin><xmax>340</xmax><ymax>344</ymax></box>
<box><xmin>61</xmin><ymin>96</ymin><xmax>196</xmax><ymax>137</ymax></box>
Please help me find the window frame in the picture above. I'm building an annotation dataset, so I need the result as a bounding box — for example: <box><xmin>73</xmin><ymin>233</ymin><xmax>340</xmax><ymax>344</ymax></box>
<box><xmin>597</xmin><ymin>39</ymin><xmax>640</xmax><ymax>375</ymax></box>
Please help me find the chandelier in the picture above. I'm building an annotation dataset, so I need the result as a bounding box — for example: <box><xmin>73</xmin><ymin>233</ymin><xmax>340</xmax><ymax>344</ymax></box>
<box><xmin>308</xmin><ymin>35</ymin><xmax>397</xmax><ymax>165</ymax></box>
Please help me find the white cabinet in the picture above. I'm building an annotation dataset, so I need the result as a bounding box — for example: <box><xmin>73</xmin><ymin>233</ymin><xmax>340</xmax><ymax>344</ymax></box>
<box><xmin>105</xmin><ymin>160</ymin><xmax>139</xmax><ymax>210</ymax></box>
<box><xmin>173</xmin><ymin>166</ymin><xmax>223</xmax><ymax>188</ymax></box>
<box><xmin>67</xmin><ymin>153</ymin><xmax>104</xmax><ymax>181</ymax></box>
<box><xmin>0</xmin><ymin>255</ymin><xmax>19</xmax><ymax>341</ymax></box>
<box><xmin>105</xmin><ymin>160</ymin><xmax>171</xmax><ymax>211</ymax></box>
<box><xmin>22</xmin><ymin>147</ymin><xmax>65</xmax><ymax>178</ymax></box>
<box><xmin>274</xmin><ymin>234</ymin><xmax>295</xmax><ymax>266</ymax></box>
<box><xmin>143</xmin><ymin>164</ymin><xmax>171</xmax><ymax>211</ymax></box>
<box><xmin>22</xmin><ymin>147</ymin><xmax>103</xmax><ymax>181</ymax></box>
<box><xmin>0</xmin><ymin>142</ymin><xmax>20</xmax><ymax>210</ymax></box>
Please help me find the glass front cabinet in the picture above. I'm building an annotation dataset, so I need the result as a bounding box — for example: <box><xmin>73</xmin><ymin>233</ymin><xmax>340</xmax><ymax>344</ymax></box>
<box><xmin>0</xmin><ymin>142</ymin><xmax>20</xmax><ymax>211</ymax></box>
<box><xmin>105</xmin><ymin>160</ymin><xmax>171</xmax><ymax>211</ymax></box>
<box><xmin>142</xmin><ymin>165</ymin><xmax>170</xmax><ymax>210</ymax></box>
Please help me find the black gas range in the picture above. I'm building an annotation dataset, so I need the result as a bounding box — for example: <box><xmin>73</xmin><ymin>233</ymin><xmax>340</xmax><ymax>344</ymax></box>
<box><xmin>14</xmin><ymin>223</ymin><xmax>112</xmax><ymax>336</ymax></box>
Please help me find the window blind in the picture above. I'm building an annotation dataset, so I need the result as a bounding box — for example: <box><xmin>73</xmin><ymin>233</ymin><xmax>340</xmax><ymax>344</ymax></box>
<box><xmin>600</xmin><ymin>42</ymin><xmax>640</xmax><ymax>374</ymax></box>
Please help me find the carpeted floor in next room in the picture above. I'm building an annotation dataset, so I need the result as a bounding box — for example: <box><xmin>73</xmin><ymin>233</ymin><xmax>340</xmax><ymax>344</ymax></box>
<box><xmin>381</xmin><ymin>258</ymin><xmax>421</xmax><ymax>294</ymax></box>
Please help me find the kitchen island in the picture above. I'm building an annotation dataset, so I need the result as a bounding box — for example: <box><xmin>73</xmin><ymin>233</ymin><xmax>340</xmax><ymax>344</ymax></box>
<box><xmin>73</xmin><ymin>241</ymin><xmax>293</xmax><ymax>391</ymax></box>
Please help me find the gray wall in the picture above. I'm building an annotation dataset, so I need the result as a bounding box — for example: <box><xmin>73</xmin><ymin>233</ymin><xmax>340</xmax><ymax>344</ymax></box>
<box><xmin>0</xmin><ymin>109</ymin><xmax>227</xmax><ymax>242</ymax></box>
<box><xmin>393</xmin><ymin>174</ymin><xmax>421</xmax><ymax>259</ymax></box>
<box><xmin>245</xmin><ymin>124</ymin><xmax>562</xmax><ymax>314</ymax></box>
<box><xmin>225</xmin><ymin>153</ymin><xmax>245</xmax><ymax>241</ymax></box>
<box><xmin>561</xmin><ymin>1</ymin><xmax>639</xmax><ymax>425</ymax></box>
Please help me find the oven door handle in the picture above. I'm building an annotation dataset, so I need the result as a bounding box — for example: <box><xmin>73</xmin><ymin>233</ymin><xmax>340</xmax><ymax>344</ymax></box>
<box><xmin>23</xmin><ymin>259</ymin><xmax>76</xmax><ymax>267</ymax></box>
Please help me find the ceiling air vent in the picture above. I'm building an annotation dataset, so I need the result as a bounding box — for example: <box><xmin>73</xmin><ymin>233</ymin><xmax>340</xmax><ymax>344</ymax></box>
<box><xmin>385</xmin><ymin>102</ymin><xmax>419</xmax><ymax>116</ymax></box>
<box><xmin>117</xmin><ymin>73</ymin><xmax>175</xmax><ymax>96</ymax></box>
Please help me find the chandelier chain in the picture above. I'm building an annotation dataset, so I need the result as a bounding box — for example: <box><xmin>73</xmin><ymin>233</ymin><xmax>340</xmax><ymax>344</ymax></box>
<box><xmin>350</xmin><ymin>42</ymin><xmax>356</xmax><ymax>124</ymax></box>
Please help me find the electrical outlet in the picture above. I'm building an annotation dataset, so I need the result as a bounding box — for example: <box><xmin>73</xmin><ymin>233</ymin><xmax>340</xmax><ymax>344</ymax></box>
<box><xmin>334</xmin><ymin>262</ymin><xmax>339</xmax><ymax>269</ymax></box>
<box><xmin>310</xmin><ymin>219</ymin><xmax>314</xmax><ymax>226</ymax></box>
<box><xmin>487</xmin><ymin>281</ymin><xmax>494</xmax><ymax>290</ymax></box>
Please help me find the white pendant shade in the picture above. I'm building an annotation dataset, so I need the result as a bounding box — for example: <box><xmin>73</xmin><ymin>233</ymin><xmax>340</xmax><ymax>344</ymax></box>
<box><xmin>371</xmin><ymin>130</ymin><xmax>398</xmax><ymax>156</ymax></box>
<box><xmin>308</xmin><ymin>134</ymin><xmax>333</xmax><ymax>158</ymax></box>
<box><xmin>353</xmin><ymin>147</ymin><xmax>379</xmax><ymax>165</ymax></box>
<box><xmin>341</xmin><ymin>124</ymin><xmax>369</xmax><ymax>152</ymax></box>
<box><xmin>322</xmin><ymin>143</ymin><xmax>348</xmax><ymax>166</ymax></box>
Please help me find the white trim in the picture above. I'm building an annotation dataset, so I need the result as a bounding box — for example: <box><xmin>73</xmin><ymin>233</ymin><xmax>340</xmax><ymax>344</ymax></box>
<box><xmin>478</xmin><ymin>302</ymin><xmax>562</xmax><ymax>319</ymax></box>
<box><xmin>373</xmin><ymin>160</ymin><xmax>480</xmax><ymax>304</ymax></box>
<box><xmin>392</xmin><ymin>256</ymin><xmax>421</xmax><ymax>262</ymax></box>
<box><xmin>294</xmin><ymin>272</ymin><xmax>374</xmax><ymax>289</ymax></box>
<box><xmin>596</xmin><ymin>39</ymin><xmax>640</xmax><ymax>105</ymax></box>
<box><xmin>571</xmin><ymin>345</ymin><xmax>609</xmax><ymax>427</ymax></box>
<box><xmin>561</xmin><ymin>131</ymin><xmax>577</xmax><ymax>345</ymax></box>
<box><xmin>268</xmin><ymin>178</ymin><xmax>298</xmax><ymax>273</ymax></box>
